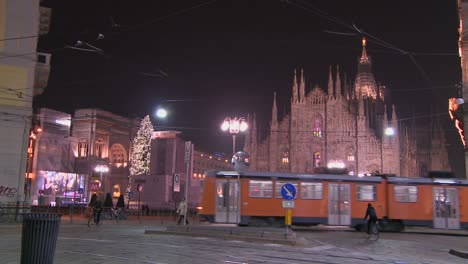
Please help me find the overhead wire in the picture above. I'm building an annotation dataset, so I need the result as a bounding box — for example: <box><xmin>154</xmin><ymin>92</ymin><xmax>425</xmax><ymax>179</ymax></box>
<box><xmin>287</xmin><ymin>0</ymin><xmax>446</xmax><ymax>84</ymax></box>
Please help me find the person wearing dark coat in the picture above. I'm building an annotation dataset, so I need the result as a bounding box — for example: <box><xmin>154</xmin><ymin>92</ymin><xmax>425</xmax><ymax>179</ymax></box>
<box><xmin>363</xmin><ymin>203</ymin><xmax>378</xmax><ymax>234</ymax></box>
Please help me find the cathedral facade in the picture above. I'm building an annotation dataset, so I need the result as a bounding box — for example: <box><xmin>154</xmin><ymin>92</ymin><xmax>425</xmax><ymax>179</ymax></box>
<box><xmin>244</xmin><ymin>39</ymin><xmax>450</xmax><ymax>177</ymax></box>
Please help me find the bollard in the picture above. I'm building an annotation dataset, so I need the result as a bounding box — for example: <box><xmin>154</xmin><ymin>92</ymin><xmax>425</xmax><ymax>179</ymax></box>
<box><xmin>21</xmin><ymin>213</ymin><xmax>62</xmax><ymax>264</ymax></box>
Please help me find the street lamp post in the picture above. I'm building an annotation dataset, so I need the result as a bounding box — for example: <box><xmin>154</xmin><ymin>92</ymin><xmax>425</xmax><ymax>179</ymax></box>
<box><xmin>381</xmin><ymin>127</ymin><xmax>395</xmax><ymax>174</ymax></box>
<box><xmin>221</xmin><ymin>117</ymin><xmax>248</xmax><ymax>226</ymax></box>
<box><xmin>221</xmin><ymin>117</ymin><xmax>248</xmax><ymax>154</ymax></box>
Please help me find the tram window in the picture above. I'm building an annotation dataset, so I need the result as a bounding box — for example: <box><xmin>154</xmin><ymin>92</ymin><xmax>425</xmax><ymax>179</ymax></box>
<box><xmin>249</xmin><ymin>180</ymin><xmax>273</xmax><ymax>198</ymax></box>
<box><xmin>275</xmin><ymin>181</ymin><xmax>299</xmax><ymax>198</ymax></box>
<box><xmin>394</xmin><ymin>185</ymin><xmax>418</xmax><ymax>203</ymax></box>
<box><xmin>356</xmin><ymin>185</ymin><xmax>376</xmax><ymax>201</ymax></box>
<box><xmin>300</xmin><ymin>182</ymin><xmax>323</xmax><ymax>200</ymax></box>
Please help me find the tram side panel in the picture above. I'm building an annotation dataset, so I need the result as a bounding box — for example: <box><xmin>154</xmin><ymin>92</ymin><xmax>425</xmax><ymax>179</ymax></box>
<box><xmin>387</xmin><ymin>183</ymin><xmax>434</xmax><ymax>227</ymax></box>
<box><xmin>349</xmin><ymin>181</ymin><xmax>387</xmax><ymax>227</ymax></box>
<box><xmin>197</xmin><ymin>176</ymin><xmax>216</xmax><ymax>222</ymax></box>
<box><xmin>459</xmin><ymin>185</ymin><xmax>468</xmax><ymax>229</ymax></box>
<box><xmin>293</xmin><ymin>181</ymin><xmax>328</xmax><ymax>225</ymax></box>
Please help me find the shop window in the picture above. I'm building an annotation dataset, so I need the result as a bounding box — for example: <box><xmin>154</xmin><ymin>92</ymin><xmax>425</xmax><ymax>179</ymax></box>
<box><xmin>113</xmin><ymin>184</ymin><xmax>121</xmax><ymax>198</ymax></box>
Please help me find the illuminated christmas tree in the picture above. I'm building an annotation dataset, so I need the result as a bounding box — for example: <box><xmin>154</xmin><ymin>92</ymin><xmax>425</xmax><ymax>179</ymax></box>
<box><xmin>125</xmin><ymin>115</ymin><xmax>153</xmax><ymax>205</ymax></box>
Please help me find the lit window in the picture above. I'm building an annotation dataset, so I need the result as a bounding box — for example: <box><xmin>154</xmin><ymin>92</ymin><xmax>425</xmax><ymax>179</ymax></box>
<box><xmin>313</xmin><ymin>152</ymin><xmax>321</xmax><ymax>167</ymax></box>
<box><xmin>394</xmin><ymin>185</ymin><xmax>418</xmax><ymax>203</ymax></box>
<box><xmin>96</xmin><ymin>138</ymin><xmax>104</xmax><ymax>158</ymax></box>
<box><xmin>312</xmin><ymin>114</ymin><xmax>323</xmax><ymax>138</ymax></box>
<box><xmin>356</xmin><ymin>185</ymin><xmax>376</xmax><ymax>201</ymax></box>
<box><xmin>300</xmin><ymin>182</ymin><xmax>323</xmax><ymax>199</ymax></box>
<box><xmin>282</xmin><ymin>151</ymin><xmax>289</xmax><ymax>164</ymax></box>
<box><xmin>346</xmin><ymin>146</ymin><xmax>355</xmax><ymax>162</ymax></box>
<box><xmin>78</xmin><ymin>139</ymin><xmax>88</xmax><ymax>158</ymax></box>
<box><xmin>249</xmin><ymin>180</ymin><xmax>273</xmax><ymax>198</ymax></box>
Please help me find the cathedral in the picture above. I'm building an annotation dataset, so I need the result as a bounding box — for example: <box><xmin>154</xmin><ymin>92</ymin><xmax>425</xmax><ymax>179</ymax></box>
<box><xmin>244</xmin><ymin>38</ymin><xmax>450</xmax><ymax>177</ymax></box>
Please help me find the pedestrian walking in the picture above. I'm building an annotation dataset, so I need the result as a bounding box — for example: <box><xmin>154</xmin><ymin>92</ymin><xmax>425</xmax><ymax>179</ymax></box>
<box><xmin>176</xmin><ymin>197</ymin><xmax>189</xmax><ymax>225</ymax></box>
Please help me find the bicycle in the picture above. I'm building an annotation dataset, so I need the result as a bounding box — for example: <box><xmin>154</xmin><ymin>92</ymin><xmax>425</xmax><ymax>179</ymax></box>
<box><xmin>104</xmin><ymin>207</ymin><xmax>121</xmax><ymax>223</ymax></box>
<box><xmin>87</xmin><ymin>207</ymin><xmax>102</xmax><ymax>227</ymax></box>
<box><xmin>367</xmin><ymin>220</ymin><xmax>380</xmax><ymax>241</ymax></box>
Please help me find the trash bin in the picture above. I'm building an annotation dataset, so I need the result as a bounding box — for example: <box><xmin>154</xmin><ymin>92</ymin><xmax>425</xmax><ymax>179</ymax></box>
<box><xmin>21</xmin><ymin>213</ymin><xmax>62</xmax><ymax>264</ymax></box>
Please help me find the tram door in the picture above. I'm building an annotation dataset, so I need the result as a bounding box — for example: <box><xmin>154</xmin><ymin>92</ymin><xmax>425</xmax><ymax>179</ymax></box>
<box><xmin>433</xmin><ymin>187</ymin><xmax>460</xmax><ymax>229</ymax></box>
<box><xmin>328</xmin><ymin>183</ymin><xmax>351</xmax><ymax>225</ymax></box>
<box><xmin>215</xmin><ymin>179</ymin><xmax>239</xmax><ymax>223</ymax></box>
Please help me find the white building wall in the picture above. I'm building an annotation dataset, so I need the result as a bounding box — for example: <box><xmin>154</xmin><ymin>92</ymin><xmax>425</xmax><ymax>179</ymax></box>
<box><xmin>0</xmin><ymin>0</ymin><xmax>40</xmax><ymax>205</ymax></box>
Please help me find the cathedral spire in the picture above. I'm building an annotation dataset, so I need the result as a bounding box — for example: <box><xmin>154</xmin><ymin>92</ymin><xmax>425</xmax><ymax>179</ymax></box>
<box><xmin>328</xmin><ymin>66</ymin><xmax>334</xmax><ymax>99</ymax></box>
<box><xmin>271</xmin><ymin>92</ymin><xmax>278</xmax><ymax>128</ymax></box>
<box><xmin>252</xmin><ymin>113</ymin><xmax>257</xmax><ymax>148</ymax></box>
<box><xmin>354</xmin><ymin>37</ymin><xmax>377</xmax><ymax>99</ymax></box>
<box><xmin>299</xmin><ymin>68</ymin><xmax>305</xmax><ymax>103</ymax></box>
<box><xmin>335</xmin><ymin>65</ymin><xmax>341</xmax><ymax>99</ymax></box>
<box><xmin>292</xmin><ymin>69</ymin><xmax>298</xmax><ymax>103</ymax></box>
<box><xmin>360</xmin><ymin>37</ymin><xmax>369</xmax><ymax>63</ymax></box>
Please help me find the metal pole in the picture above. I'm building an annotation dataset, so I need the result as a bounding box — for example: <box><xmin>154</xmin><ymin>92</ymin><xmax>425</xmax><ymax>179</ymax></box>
<box><xmin>381</xmin><ymin>139</ymin><xmax>383</xmax><ymax>174</ymax></box>
<box><xmin>184</xmin><ymin>143</ymin><xmax>190</xmax><ymax>226</ymax></box>
<box><xmin>237</xmin><ymin>171</ymin><xmax>240</xmax><ymax>226</ymax></box>
<box><xmin>232</xmin><ymin>134</ymin><xmax>236</xmax><ymax>154</ymax></box>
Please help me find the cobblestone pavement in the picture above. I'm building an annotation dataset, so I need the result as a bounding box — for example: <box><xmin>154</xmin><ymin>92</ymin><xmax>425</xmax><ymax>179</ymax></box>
<box><xmin>0</xmin><ymin>217</ymin><xmax>467</xmax><ymax>264</ymax></box>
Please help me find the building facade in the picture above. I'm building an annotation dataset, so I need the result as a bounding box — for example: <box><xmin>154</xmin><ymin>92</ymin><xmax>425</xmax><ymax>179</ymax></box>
<box><xmin>27</xmin><ymin>108</ymin><xmax>139</xmax><ymax>206</ymax></box>
<box><xmin>0</xmin><ymin>0</ymin><xmax>51</xmax><ymax>205</ymax></box>
<box><xmin>458</xmin><ymin>0</ymin><xmax>468</xmax><ymax>178</ymax></box>
<box><xmin>244</xmin><ymin>39</ymin><xmax>450</xmax><ymax>177</ymax></box>
<box><xmin>27</xmin><ymin>108</ymin><xmax>231</xmax><ymax>209</ymax></box>
<box><xmin>134</xmin><ymin>131</ymin><xmax>231</xmax><ymax>210</ymax></box>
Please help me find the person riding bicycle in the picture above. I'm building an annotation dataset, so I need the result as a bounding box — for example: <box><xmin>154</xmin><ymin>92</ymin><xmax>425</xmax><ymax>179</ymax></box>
<box><xmin>88</xmin><ymin>193</ymin><xmax>103</xmax><ymax>225</ymax></box>
<box><xmin>363</xmin><ymin>203</ymin><xmax>378</xmax><ymax>234</ymax></box>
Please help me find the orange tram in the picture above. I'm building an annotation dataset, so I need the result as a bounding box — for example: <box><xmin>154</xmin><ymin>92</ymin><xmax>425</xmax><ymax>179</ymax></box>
<box><xmin>197</xmin><ymin>170</ymin><xmax>468</xmax><ymax>231</ymax></box>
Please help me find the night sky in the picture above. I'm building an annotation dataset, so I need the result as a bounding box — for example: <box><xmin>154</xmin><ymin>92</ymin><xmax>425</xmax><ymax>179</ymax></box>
<box><xmin>35</xmin><ymin>0</ymin><xmax>462</xmax><ymax>169</ymax></box>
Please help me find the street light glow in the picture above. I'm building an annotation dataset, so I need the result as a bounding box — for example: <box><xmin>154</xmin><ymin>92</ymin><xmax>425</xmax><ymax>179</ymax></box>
<box><xmin>156</xmin><ymin>108</ymin><xmax>168</xmax><ymax>119</ymax></box>
<box><xmin>221</xmin><ymin>116</ymin><xmax>248</xmax><ymax>155</ymax></box>
<box><xmin>384</xmin><ymin>127</ymin><xmax>395</xmax><ymax>136</ymax></box>
<box><xmin>221</xmin><ymin>120</ymin><xmax>230</xmax><ymax>131</ymax></box>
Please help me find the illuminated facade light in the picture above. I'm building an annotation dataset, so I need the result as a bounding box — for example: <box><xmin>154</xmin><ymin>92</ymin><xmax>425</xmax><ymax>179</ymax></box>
<box><xmin>327</xmin><ymin>160</ymin><xmax>345</xmax><ymax>169</ymax></box>
<box><xmin>55</xmin><ymin>119</ymin><xmax>71</xmax><ymax>127</ymax></box>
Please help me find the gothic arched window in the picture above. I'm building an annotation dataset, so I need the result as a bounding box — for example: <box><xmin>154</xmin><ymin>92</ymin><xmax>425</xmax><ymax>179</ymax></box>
<box><xmin>346</xmin><ymin>146</ymin><xmax>355</xmax><ymax>162</ymax></box>
<box><xmin>313</xmin><ymin>152</ymin><xmax>321</xmax><ymax>167</ymax></box>
<box><xmin>312</xmin><ymin>114</ymin><xmax>323</xmax><ymax>138</ymax></box>
<box><xmin>281</xmin><ymin>151</ymin><xmax>289</xmax><ymax>164</ymax></box>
